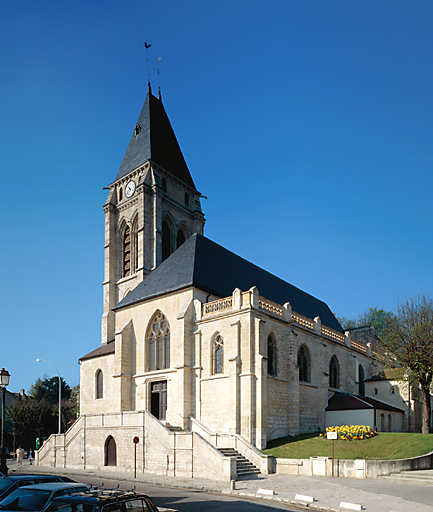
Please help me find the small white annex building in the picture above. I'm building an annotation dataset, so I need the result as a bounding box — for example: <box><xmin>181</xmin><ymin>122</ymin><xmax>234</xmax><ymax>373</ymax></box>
<box><xmin>37</xmin><ymin>85</ymin><xmax>387</xmax><ymax>479</ymax></box>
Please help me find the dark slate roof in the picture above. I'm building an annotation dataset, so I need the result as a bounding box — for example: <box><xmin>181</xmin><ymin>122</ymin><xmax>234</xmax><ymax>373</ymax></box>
<box><xmin>116</xmin><ymin>233</ymin><xmax>343</xmax><ymax>333</ymax></box>
<box><xmin>115</xmin><ymin>87</ymin><xmax>196</xmax><ymax>190</ymax></box>
<box><xmin>79</xmin><ymin>341</ymin><xmax>115</xmax><ymax>362</ymax></box>
<box><xmin>326</xmin><ymin>393</ymin><xmax>404</xmax><ymax>413</ymax></box>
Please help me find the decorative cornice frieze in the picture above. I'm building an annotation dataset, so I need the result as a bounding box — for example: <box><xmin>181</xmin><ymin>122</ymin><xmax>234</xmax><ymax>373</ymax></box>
<box><xmin>118</xmin><ymin>196</ymin><xmax>140</xmax><ymax>212</ymax></box>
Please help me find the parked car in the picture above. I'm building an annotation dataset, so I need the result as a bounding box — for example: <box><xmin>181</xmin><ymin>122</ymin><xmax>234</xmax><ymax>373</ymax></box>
<box><xmin>45</xmin><ymin>489</ymin><xmax>169</xmax><ymax>512</ymax></box>
<box><xmin>0</xmin><ymin>482</ymin><xmax>89</xmax><ymax>511</ymax></box>
<box><xmin>0</xmin><ymin>475</ymin><xmax>77</xmax><ymax>500</ymax></box>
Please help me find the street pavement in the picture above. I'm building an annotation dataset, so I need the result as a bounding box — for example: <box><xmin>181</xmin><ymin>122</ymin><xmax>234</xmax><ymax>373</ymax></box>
<box><xmin>5</xmin><ymin>458</ymin><xmax>433</xmax><ymax>512</ymax></box>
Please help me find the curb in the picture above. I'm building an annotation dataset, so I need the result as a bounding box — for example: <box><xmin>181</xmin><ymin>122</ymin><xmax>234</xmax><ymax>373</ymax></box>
<box><xmin>222</xmin><ymin>490</ymin><xmax>341</xmax><ymax>512</ymax></box>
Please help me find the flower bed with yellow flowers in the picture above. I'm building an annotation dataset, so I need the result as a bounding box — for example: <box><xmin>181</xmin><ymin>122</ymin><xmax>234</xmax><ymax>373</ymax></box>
<box><xmin>320</xmin><ymin>425</ymin><xmax>377</xmax><ymax>440</ymax></box>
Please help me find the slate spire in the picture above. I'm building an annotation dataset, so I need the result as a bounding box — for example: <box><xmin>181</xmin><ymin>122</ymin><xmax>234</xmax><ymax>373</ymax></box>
<box><xmin>115</xmin><ymin>87</ymin><xmax>196</xmax><ymax>190</ymax></box>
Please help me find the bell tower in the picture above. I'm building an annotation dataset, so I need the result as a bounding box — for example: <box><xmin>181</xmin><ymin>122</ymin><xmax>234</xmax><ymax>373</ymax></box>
<box><xmin>101</xmin><ymin>85</ymin><xmax>205</xmax><ymax>344</ymax></box>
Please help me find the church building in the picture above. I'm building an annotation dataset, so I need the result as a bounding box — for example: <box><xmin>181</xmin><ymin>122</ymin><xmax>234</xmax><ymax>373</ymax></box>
<box><xmin>37</xmin><ymin>85</ymin><xmax>379</xmax><ymax>479</ymax></box>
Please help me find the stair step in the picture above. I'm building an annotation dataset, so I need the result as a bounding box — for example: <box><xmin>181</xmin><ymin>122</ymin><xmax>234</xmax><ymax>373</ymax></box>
<box><xmin>379</xmin><ymin>475</ymin><xmax>433</xmax><ymax>483</ymax></box>
<box><xmin>217</xmin><ymin>447</ymin><xmax>261</xmax><ymax>476</ymax></box>
<box><xmin>166</xmin><ymin>424</ymin><xmax>184</xmax><ymax>432</ymax></box>
<box><xmin>379</xmin><ymin>469</ymin><xmax>433</xmax><ymax>483</ymax></box>
<box><xmin>400</xmin><ymin>470</ymin><xmax>433</xmax><ymax>476</ymax></box>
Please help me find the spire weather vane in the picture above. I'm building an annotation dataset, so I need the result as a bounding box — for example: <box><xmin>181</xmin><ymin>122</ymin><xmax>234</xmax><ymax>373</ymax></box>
<box><xmin>144</xmin><ymin>42</ymin><xmax>162</xmax><ymax>94</ymax></box>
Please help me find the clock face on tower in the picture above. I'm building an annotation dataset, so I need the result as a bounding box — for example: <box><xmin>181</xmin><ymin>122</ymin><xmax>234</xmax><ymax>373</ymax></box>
<box><xmin>125</xmin><ymin>180</ymin><xmax>136</xmax><ymax>198</ymax></box>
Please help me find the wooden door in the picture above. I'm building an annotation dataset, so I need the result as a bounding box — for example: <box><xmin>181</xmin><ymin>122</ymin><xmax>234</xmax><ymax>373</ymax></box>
<box><xmin>105</xmin><ymin>436</ymin><xmax>117</xmax><ymax>466</ymax></box>
<box><xmin>151</xmin><ymin>381</ymin><xmax>167</xmax><ymax>420</ymax></box>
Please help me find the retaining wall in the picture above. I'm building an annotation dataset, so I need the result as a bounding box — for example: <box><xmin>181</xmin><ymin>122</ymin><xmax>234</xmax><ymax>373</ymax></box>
<box><xmin>275</xmin><ymin>450</ymin><xmax>433</xmax><ymax>478</ymax></box>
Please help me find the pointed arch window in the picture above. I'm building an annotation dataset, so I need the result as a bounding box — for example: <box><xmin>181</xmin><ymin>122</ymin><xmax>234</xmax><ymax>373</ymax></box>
<box><xmin>358</xmin><ymin>364</ymin><xmax>365</xmax><ymax>396</ymax></box>
<box><xmin>267</xmin><ymin>334</ymin><xmax>277</xmax><ymax>376</ymax></box>
<box><xmin>122</xmin><ymin>221</ymin><xmax>138</xmax><ymax>277</ymax></box>
<box><xmin>96</xmin><ymin>369</ymin><xmax>103</xmax><ymax>399</ymax></box>
<box><xmin>329</xmin><ymin>356</ymin><xmax>340</xmax><ymax>389</ymax></box>
<box><xmin>298</xmin><ymin>345</ymin><xmax>311</xmax><ymax>383</ymax></box>
<box><xmin>123</xmin><ymin>226</ymin><xmax>131</xmax><ymax>277</ymax></box>
<box><xmin>147</xmin><ymin>311</ymin><xmax>170</xmax><ymax>371</ymax></box>
<box><xmin>213</xmin><ymin>334</ymin><xmax>224</xmax><ymax>374</ymax></box>
<box><xmin>132</xmin><ymin>217</ymin><xmax>138</xmax><ymax>274</ymax></box>
<box><xmin>162</xmin><ymin>220</ymin><xmax>171</xmax><ymax>261</ymax></box>
<box><xmin>176</xmin><ymin>229</ymin><xmax>186</xmax><ymax>249</ymax></box>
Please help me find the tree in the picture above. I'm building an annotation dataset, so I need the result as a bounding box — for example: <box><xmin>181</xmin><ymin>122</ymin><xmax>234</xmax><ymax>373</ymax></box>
<box><xmin>336</xmin><ymin>315</ymin><xmax>357</xmax><ymax>330</ymax></box>
<box><xmin>7</xmin><ymin>377</ymin><xmax>77</xmax><ymax>448</ymax></box>
<box><xmin>357</xmin><ymin>307</ymin><xmax>395</xmax><ymax>339</ymax></box>
<box><xmin>337</xmin><ymin>307</ymin><xmax>395</xmax><ymax>339</ymax></box>
<box><xmin>29</xmin><ymin>377</ymin><xmax>72</xmax><ymax>404</ymax></box>
<box><xmin>380</xmin><ymin>295</ymin><xmax>433</xmax><ymax>434</ymax></box>
<box><xmin>7</xmin><ymin>394</ymin><xmax>52</xmax><ymax>449</ymax></box>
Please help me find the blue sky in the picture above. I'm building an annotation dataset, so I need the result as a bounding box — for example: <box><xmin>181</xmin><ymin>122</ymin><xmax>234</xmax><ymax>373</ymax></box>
<box><xmin>1</xmin><ymin>0</ymin><xmax>432</xmax><ymax>393</ymax></box>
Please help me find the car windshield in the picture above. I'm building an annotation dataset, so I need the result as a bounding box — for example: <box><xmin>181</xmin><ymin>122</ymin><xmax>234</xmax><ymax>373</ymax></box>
<box><xmin>46</xmin><ymin>502</ymin><xmax>96</xmax><ymax>512</ymax></box>
<box><xmin>0</xmin><ymin>489</ymin><xmax>51</xmax><ymax>511</ymax></box>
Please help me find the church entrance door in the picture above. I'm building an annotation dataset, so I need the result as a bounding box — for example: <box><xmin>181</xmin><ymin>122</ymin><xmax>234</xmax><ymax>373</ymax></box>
<box><xmin>105</xmin><ymin>436</ymin><xmax>117</xmax><ymax>466</ymax></box>
<box><xmin>150</xmin><ymin>381</ymin><xmax>167</xmax><ymax>420</ymax></box>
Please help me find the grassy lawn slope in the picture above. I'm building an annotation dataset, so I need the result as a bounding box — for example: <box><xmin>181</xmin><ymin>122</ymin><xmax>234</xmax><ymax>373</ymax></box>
<box><xmin>263</xmin><ymin>433</ymin><xmax>433</xmax><ymax>460</ymax></box>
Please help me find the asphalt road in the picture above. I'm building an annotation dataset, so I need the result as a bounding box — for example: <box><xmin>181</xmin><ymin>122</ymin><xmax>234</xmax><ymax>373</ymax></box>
<box><xmin>76</xmin><ymin>475</ymin><xmax>305</xmax><ymax>512</ymax></box>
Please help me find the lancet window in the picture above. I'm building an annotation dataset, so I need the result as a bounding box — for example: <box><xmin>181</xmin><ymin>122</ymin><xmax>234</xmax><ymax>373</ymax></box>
<box><xmin>298</xmin><ymin>345</ymin><xmax>311</xmax><ymax>383</ymax></box>
<box><xmin>329</xmin><ymin>355</ymin><xmax>340</xmax><ymax>389</ymax></box>
<box><xmin>358</xmin><ymin>364</ymin><xmax>365</xmax><ymax>396</ymax></box>
<box><xmin>147</xmin><ymin>311</ymin><xmax>170</xmax><ymax>371</ymax></box>
<box><xmin>162</xmin><ymin>220</ymin><xmax>171</xmax><ymax>261</ymax></box>
<box><xmin>267</xmin><ymin>334</ymin><xmax>277</xmax><ymax>376</ymax></box>
<box><xmin>96</xmin><ymin>369</ymin><xmax>103</xmax><ymax>399</ymax></box>
<box><xmin>176</xmin><ymin>229</ymin><xmax>186</xmax><ymax>249</ymax></box>
<box><xmin>122</xmin><ymin>221</ymin><xmax>138</xmax><ymax>277</ymax></box>
<box><xmin>123</xmin><ymin>226</ymin><xmax>131</xmax><ymax>277</ymax></box>
<box><xmin>132</xmin><ymin>217</ymin><xmax>138</xmax><ymax>273</ymax></box>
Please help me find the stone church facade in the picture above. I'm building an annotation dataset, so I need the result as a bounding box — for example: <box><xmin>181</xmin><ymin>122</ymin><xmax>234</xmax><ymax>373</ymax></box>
<box><xmin>37</xmin><ymin>85</ymin><xmax>376</xmax><ymax>479</ymax></box>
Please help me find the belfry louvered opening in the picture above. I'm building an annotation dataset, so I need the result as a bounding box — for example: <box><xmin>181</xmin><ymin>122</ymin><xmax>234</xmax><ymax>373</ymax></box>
<box><xmin>123</xmin><ymin>226</ymin><xmax>131</xmax><ymax>277</ymax></box>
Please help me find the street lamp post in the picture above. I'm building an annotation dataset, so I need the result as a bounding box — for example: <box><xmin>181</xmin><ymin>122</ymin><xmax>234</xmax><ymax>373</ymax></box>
<box><xmin>36</xmin><ymin>359</ymin><xmax>62</xmax><ymax>434</ymax></box>
<box><xmin>0</xmin><ymin>368</ymin><xmax>11</xmax><ymax>476</ymax></box>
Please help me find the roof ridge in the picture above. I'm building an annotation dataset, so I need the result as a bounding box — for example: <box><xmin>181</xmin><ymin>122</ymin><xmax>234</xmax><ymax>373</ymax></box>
<box><xmin>114</xmin><ymin>233</ymin><xmax>342</xmax><ymax>332</ymax></box>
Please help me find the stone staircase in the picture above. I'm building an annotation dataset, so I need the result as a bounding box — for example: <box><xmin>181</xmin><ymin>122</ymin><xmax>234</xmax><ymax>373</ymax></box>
<box><xmin>379</xmin><ymin>469</ymin><xmax>433</xmax><ymax>483</ymax></box>
<box><xmin>218</xmin><ymin>447</ymin><xmax>261</xmax><ymax>477</ymax></box>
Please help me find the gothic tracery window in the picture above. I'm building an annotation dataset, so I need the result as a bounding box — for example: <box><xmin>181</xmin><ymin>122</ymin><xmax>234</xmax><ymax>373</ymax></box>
<box><xmin>298</xmin><ymin>345</ymin><xmax>311</xmax><ymax>383</ymax></box>
<box><xmin>213</xmin><ymin>334</ymin><xmax>224</xmax><ymax>374</ymax></box>
<box><xmin>267</xmin><ymin>334</ymin><xmax>277</xmax><ymax>376</ymax></box>
<box><xmin>329</xmin><ymin>355</ymin><xmax>340</xmax><ymax>389</ymax></box>
<box><xmin>147</xmin><ymin>311</ymin><xmax>170</xmax><ymax>371</ymax></box>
